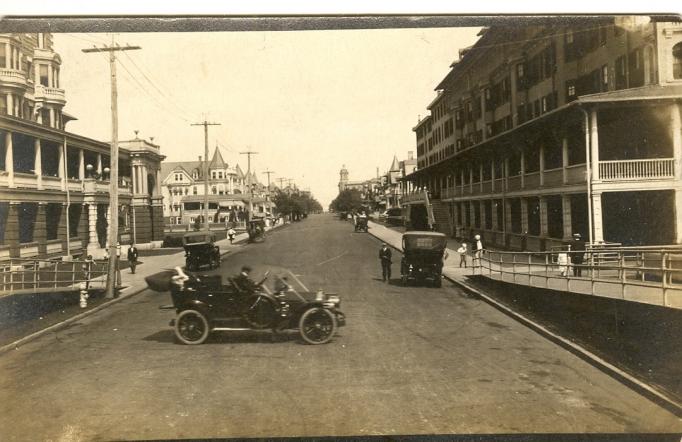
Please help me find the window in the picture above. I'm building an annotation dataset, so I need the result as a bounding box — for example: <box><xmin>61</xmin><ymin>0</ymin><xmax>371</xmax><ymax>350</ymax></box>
<box><xmin>674</xmin><ymin>42</ymin><xmax>682</xmax><ymax>80</ymax></box>
<box><xmin>39</xmin><ymin>64</ymin><xmax>48</xmax><ymax>86</ymax></box>
<box><xmin>615</xmin><ymin>55</ymin><xmax>627</xmax><ymax>89</ymax></box>
<box><xmin>601</xmin><ymin>64</ymin><xmax>609</xmax><ymax>90</ymax></box>
<box><xmin>193</xmin><ymin>186</ymin><xmax>197</xmax><ymax>195</ymax></box>
<box><xmin>0</xmin><ymin>43</ymin><xmax>6</xmax><ymax>68</ymax></box>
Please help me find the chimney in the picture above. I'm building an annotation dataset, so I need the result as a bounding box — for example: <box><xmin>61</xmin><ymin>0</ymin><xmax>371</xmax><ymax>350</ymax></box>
<box><xmin>198</xmin><ymin>155</ymin><xmax>202</xmax><ymax>162</ymax></box>
<box><xmin>408</xmin><ymin>151</ymin><xmax>414</xmax><ymax>160</ymax></box>
<box><xmin>376</xmin><ymin>167</ymin><xmax>379</xmax><ymax>178</ymax></box>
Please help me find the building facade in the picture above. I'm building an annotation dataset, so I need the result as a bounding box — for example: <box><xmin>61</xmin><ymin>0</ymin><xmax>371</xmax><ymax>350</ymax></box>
<box><xmin>161</xmin><ymin>146</ymin><xmax>273</xmax><ymax>226</ymax></box>
<box><xmin>405</xmin><ymin>18</ymin><xmax>682</xmax><ymax>249</ymax></box>
<box><xmin>0</xmin><ymin>33</ymin><xmax>165</xmax><ymax>261</ymax></box>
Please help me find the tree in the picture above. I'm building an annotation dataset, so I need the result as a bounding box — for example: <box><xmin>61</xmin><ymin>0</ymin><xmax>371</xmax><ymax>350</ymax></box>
<box><xmin>273</xmin><ymin>190</ymin><xmax>323</xmax><ymax>221</ymax></box>
<box><xmin>330</xmin><ymin>189</ymin><xmax>363</xmax><ymax>213</ymax></box>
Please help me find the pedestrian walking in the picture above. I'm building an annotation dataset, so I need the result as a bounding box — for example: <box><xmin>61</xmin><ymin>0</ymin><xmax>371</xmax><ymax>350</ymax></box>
<box><xmin>473</xmin><ymin>234</ymin><xmax>483</xmax><ymax>267</ymax></box>
<box><xmin>127</xmin><ymin>243</ymin><xmax>139</xmax><ymax>274</ymax></box>
<box><xmin>557</xmin><ymin>249</ymin><xmax>569</xmax><ymax>277</ymax></box>
<box><xmin>569</xmin><ymin>233</ymin><xmax>585</xmax><ymax>277</ymax></box>
<box><xmin>457</xmin><ymin>243</ymin><xmax>468</xmax><ymax>268</ymax></box>
<box><xmin>379</xmin><ymin>243</ymin><xmax>392</xmax><ymax>282</ymax></box>
<box><xmin>227</xmin><ymin>227</ymin><xmax>236</xmax><ymax>244</ymax></box>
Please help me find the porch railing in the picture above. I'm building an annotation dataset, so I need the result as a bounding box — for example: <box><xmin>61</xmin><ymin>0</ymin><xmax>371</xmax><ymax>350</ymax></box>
<box><xmin>0</xmin><ymin>258</ymin><xmax>108</xmax><ymax>296</ymax></box>
<box><xmin>598</xmin><ymin>158</ymin><xmax>675</xmax><ymax>181</ymax></box>
<box><xmin>474</xmin><ymin>247</ymin><xmax>682</xmax><ymax>309</ymax></box>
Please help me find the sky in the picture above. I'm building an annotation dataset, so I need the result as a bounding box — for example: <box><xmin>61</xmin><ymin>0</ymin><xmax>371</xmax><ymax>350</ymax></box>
<box><xmin>53</xmin><ymin>28</ymin><xmax>481</xmax><ymax>207</ymax></box>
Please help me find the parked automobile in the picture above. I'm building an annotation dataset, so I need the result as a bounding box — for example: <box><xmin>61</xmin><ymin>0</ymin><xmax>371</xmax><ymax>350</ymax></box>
<box><xmin>355</xmin><ymin>216</ymin><xmax>368</xmax><ymax>232</ymax></box>
<box><xmin>182</xmin><ymin>232</ymin><xmax>221</xmax><ymax>271</ymax></box>
<box><xmin>400</xmin><ymin>231</ymin><xmax>448</xmax><ymax>287</ymax></box>
<box><xmin>248</xmin><ymin>218</ymin><xmax>266</xmax><ymax>243</ymax></box>
<box><xmin>146</xmin><ymin>269</ymin><xmax>346</xmax><ymax>345</ymax></box>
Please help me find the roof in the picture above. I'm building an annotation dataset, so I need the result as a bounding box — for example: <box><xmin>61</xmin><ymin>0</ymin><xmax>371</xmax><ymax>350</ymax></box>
<box><xmin>403</xmin><ymin>231</ymin><xmax>447</xmax><ymax>238</ymax></box>
<box><xmin>209</xmin><ymin>146</ymin><xmax>227</xmax><ymax>169</ymax></box>
<box><xmin>577</xmin><ymin>84</ymin><xmax>682</xmax><ymax>103</ymax></box>
<box><xmin>160</xmin><ymin>161</ymin><xmax>203</xmax><ymax>182</ymax></box>
<box><xmin>389</xmin><ymin>155</ymin><xmax>400</xmax><ymax>172</ymax></box>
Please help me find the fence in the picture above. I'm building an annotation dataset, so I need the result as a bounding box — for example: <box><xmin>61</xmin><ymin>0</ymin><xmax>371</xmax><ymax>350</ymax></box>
<box><xmin>0</xmin><ymin>258</ymin><xmax>109</xmax><ymax>296</ymax></box>
<box><xmin>475</xmin><ymin>247</ymin><xmax>682</xmax><ymax>309</ymax></box>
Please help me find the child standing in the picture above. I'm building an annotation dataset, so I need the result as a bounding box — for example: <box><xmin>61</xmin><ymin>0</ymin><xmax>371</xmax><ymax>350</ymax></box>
<box><xmin>457</xmin><ymin>243</ymin><xmax>468</xmax><ymax>268</ymax></box>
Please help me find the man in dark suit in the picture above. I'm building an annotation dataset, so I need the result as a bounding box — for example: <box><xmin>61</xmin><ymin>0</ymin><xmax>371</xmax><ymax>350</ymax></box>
<box><xmin>569</xmin><ymin>233</ymin><xmax>585</xmax><ymax>277</ymax></box>
<box><xmin>127</xmin><ymin>244</ymin><xmax>139</xmax><ymax>274</ymax></box>
<box><xmin>232</xmin><ymin>265</ymin><xmax>258</xmax><ymax>293</ymax></box>
<box><xmin>379</xmin><ymin>243</ymin><xmax>392</xmax><ymax>282</ymax></box>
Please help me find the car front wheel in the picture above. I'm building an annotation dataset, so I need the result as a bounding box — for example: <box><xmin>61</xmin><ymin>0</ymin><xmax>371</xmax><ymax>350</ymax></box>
<box><xmin>175</xmin><ymin>309</ymin><xmax>210</xmax><ymax>345</ymax></box>
<box><xmin>299</xmin><ymin>307</ymin><xmax>337</xmax><ymax>345</ymax></box>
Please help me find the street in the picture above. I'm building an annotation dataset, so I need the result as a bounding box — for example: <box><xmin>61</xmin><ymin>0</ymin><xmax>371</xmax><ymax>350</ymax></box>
<box><xmin>0</xmin><ymin>214</ymin><xmax>680</xmax><ymax>440</ymax></box>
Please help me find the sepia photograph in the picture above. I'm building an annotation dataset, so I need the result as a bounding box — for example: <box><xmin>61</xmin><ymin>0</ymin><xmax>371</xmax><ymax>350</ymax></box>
<box><xmin>0</xmin><ymin>10</ymin><xmax>681</xmax><ymax>441</ymax></box>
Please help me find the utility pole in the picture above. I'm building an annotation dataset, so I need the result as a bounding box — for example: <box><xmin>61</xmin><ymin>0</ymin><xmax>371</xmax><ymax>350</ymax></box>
<box><xmin>83</xmin><ymin>40</ymin><xmax>141</xmax><ymax>299</ymax></box>
<box><xmin>276</xmin><ymin>177</ymin><xmax>287</xmax><ymax>189</ymax></box>
<box><xmin>240</xmin><ymin>150</ymin><xmax>258</xmax><ymax>221</ymax></box>
<box><xmin>191</xmin><ymin>120</ymin><xmax>221</xmax><ymax>233</ymax></box>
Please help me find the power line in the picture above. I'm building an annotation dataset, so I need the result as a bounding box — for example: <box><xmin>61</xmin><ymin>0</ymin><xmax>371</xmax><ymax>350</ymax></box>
<box><xmin>191</xmin><ymin>120</ymin><xmax>221</xmax><ymax>233</ymax></box>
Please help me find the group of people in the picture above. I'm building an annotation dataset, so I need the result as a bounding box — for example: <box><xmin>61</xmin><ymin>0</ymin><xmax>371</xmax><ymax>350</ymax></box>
<box><xmin>557</xmin><ymin>233</ymin><xmax>586</xmax><ymax>277</ymax></box>
<box><xmin>456</xmin><ymin>234</ymin><xmax>484</xmax><ymax>268</ymax></box>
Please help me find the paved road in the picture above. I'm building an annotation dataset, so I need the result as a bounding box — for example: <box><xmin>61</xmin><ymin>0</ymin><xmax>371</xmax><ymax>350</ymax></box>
<box><xmin>0</xmin><ymin>214</ymin><xmax>680</xmax><ymax>440</ymax></box>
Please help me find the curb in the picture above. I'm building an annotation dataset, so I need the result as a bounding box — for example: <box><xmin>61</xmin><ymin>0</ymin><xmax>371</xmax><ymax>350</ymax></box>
<box><xmin>0</xmin><ymin>284</ymin><xmax>148</xmax><ymax>356</ymax></box>
<box><xmin>367</xmin><ymin>225</ymin><xmax>682</xmax><ymax>417</ymax></box>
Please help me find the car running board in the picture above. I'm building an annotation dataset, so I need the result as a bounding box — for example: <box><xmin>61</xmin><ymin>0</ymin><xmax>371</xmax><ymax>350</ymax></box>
<box><xmin>211</xmin><ymin>327</ymin><xmax>258</xmax><ymax>332</ymax></box>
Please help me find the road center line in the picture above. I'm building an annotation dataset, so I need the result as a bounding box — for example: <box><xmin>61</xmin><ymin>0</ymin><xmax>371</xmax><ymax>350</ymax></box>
<box><xmin>315</xmin><ymin>251</ymin><xmax>348</xmax><ymax>266</ymax></box>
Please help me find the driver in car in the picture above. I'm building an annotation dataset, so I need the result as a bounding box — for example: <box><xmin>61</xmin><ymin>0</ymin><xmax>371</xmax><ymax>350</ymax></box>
<box><xmin>232</xmin><ymin>265</ymin><xmax>258</xmax><ymax>293</ymax></box>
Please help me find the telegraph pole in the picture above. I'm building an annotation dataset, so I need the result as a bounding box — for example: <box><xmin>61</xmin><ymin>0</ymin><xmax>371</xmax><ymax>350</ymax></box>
<box><xmin>276</xmin><ymin>177</ymin><xmax>287</xmax><ymax>189</ymax></box>
<box><xmin>240</xmin><ymin>150</ymin><xmax>258</xmax><ymax>221</ymax></box>
<box><xmin>82</xmin><ymin>40</ymin><xmax>141</xmax><ymax>299</ymax></box>
<box><xmin>191</xmin><ymin>121</ymin><xmax>221</xmax><ymax>233</ymax></box>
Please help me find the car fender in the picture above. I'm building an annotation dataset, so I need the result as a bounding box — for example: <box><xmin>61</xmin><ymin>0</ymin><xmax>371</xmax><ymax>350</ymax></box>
<box><xmin>176</xmin><ymin>299</ymin><xmax>211</xmax><ymax>319</ymax></box>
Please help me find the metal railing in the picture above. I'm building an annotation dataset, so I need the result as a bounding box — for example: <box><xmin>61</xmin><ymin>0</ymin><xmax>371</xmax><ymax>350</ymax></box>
<box><xmin>474</xmin><ymin>247</ymin><xmax>682</xmax><ymax>309</ymax></box>
<box><xmin>598</xmin><ymin>158</ymin><xmax>675</xmax><ymax>181</ymax></box>
<box><xmin>0</xmin><ymin>258</ymin><xmax>108</xmax><ymax>296</ymax></box>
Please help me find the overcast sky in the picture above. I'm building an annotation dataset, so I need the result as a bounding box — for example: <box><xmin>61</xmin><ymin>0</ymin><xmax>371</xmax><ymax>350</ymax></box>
<box><xmin>54</xmin><ymin>28</ymin><xmax>481</xmax><ymax>207</ymax></box>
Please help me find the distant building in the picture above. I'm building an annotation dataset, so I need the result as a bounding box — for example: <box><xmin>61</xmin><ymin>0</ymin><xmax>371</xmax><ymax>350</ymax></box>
<box><xmin>160</xmin><ymin>146</ymin><xmax>274</xmax><ymax>226</ymax></box>
<box><xmin>405</xmin><ymin>19</ymin><xmax>682</xmax><ymax>249</ymax></box>
<box><xmin>0</xmin><ymin>33</ymin><xmax>165</xmax><ymax>261</ymax></box>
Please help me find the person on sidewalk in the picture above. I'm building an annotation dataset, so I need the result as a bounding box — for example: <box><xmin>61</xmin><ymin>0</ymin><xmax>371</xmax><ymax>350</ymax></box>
<box><xmin>127</xmin><ymin>243</ymin><xmax>139</xmax><ymax>274</ymax></box>
<box><xmin>473</xmin><ymin>235</ymin><xmax>483</xmax><ymax>267</ymax></box>
<box><xmin>379</xmin><ymin>243</ymin><xmax>392</xmax><ymax>282</ymax></box>
<box><xmin>457</xmin><ymin>243</ymin><xmax>468</xmax><ymax>268</ymax></box>
<box><xmin>227</xmin><ymin>227</ymin><xmax>236</xmax><ymax>244</ymax></box>
<box><xmin>569</xmin><ymin>233</ymin><xmax>585</xmax><ymax>277</ymax></box>
<box><xmin>557</xmin><ymin>249</ymin><xmax>569</xmax><ymax>277</ymax></box>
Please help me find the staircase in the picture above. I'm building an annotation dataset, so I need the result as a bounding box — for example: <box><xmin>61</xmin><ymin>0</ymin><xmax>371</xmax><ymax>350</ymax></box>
<box><xmin>430</xmin><ymin>199</ymin><xmax>452</xmax><ymax>236</ymax></box>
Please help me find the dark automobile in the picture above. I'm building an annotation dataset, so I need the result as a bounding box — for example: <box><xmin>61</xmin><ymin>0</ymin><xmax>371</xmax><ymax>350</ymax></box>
<box><xmin>146</xmin><ymin>269</ymin><xmax>345</xmax><ymax>345</ymax></box>
<box><xmin>400</xmin><ymin>231</ymin><xmax>448</xmax><ymax>287</ymax></box>
<box><xmin>247</xmin><ymin>218</ymin><xmax>266</xmax><ymax>243</ymax></box>
<box><xmin>354</xmin><ymin>216</ymin><xmax>368</xmax><ymax>232</ymax></box>
<box><xmin>183</xmin><ymin>232</ymin><xmax>221</xmax><ymax>271</ymax></box>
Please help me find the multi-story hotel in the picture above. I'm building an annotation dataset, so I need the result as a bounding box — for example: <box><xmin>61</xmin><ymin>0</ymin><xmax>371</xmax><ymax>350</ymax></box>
<box><xmin>0</xmin><ymin>33</ymin><xmax>165</xmax><ymax>261</ymax></box>
<box><xmin>160</xmin><ymin>146</ymin><xmax>274</xmax><ymax>226</ymax></box>
<box><xmin>404</xmin><ymin>18</ymin><xmax>682</xmax><ymax>250</ymax></box>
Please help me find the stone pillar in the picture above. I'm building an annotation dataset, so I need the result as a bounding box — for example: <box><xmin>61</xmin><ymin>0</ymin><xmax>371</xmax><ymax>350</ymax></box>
<box><xmin>504</xmin><ymin>199</ymin><xmax>513</xmax><ymax>232</ymax></box>
<box><xmin>562</xmin><ymin>194</ymin><xmax>573</xmax><ymax>240</ymax></box>
<box><xmin>490</xmin><ymin>160</ymin><xmax>496</xmax><ymax>192</ymax></box>
<box><xmin>47</xmin><ymin>63</ymin><xmax>53</xmax><ymax>87</ymax></box>
<box><xmin>141</xmin><ymin>165</ymin><xmax>148</xmax><ymax>195</ymax></box>
<box><xmin>6</xmin><ymin>202</ymin><xmax>20</xmax><ymax>258</ymax></box>
<box><xmin>491</xmin><ymin>200</ymin><xmax>499</xmax><ymax>231</ymax></box>
<box><xmin>78</xmin><ymin>204</ymin><xmax>89</xmax><ymax>246</ymax></box>
<box><xmin>88</xmin><ymin>203</ymin><xmax>99</xmax><ymax>249</ymax></box>
<box><xmin>3</xmin><ymin>45</ymin><xmax>9</xmax><ymax>71</ymax></box>
<box><xmin>562</xmin><ymin>137</ymin><xmax>569</xmax><ymax>184</ymax></box>
<box><xmin>590</xmin><ymin>109</ymin><xmax>600</xmax><ymax>181</ymax></box>
<box><xmin>539</xmin><ymin>196</ymin><xmax>548</xmax><ymax>236</ymax></box>
<box><xmin>96</xmin><ymin>153</ymin><xmax>102</xmax><ymax>178</ymax></box>
<box><xmin>672</xmin><ymin>103</ymin><xmax>681</xmax><ymax>180</ymax></box>
<box><xmin>504</xmin><ymin>157</ymin><xmax>509</xmax><ymax>191</ymax></box>
<box><xmin>591</xmin><ymin>192</ymin><xmax>604</xmax><ymax>243</ymax></box>
<box><xmin>469</xmin><ymin>201</ymin><xmax>476</xmax><ymax>228</ymax></box>
<box><xmin>480</xmin><ymin>200</ymin><xmax>487</xmax><ymax>231</ymax></box>
<box><xmin>35</xmin><ymin>203</ymin><xmax>47</xmax><ymax>256</ymax></box>
<box><xmin>58</xmin><ymin>143</ymin><xmax>65</xmax><ymax>191</ymax></box>
<box><xmin>674</xmin><ymin>189</ymin><xmax>682</xmax><ymax>244</ymax></box>
<box><xmin>6</xmin><ymin>93</ymin><xmax>13</xmax><ymax>117</ymax></box>
<box><xmin>58</xmin><ymin>202</ymin><xmax>68</xmax><ymax>252</ymax></box>
<box><xmin>78</xmin><ymin>149</ymin><xmax>85</xmax><ymax>180</ymax></box>
<box><xmin>49</xmin><ymin>108</ymin><xmax>55</xmax><ymax>128</ymax></box>
<box><xmin>479</xmin><ymin>163</ymin><xmax>484</xmax><ymax>192</ymax></box>
<box><xmin>34</xmin><ymin>138</ymin><xmax>42</xmax><ymax>189</ymax></box>
<box><xmin>155</xmin><ymin>169</ymin><xmax>161</xmax><ymax>196</ymax></box>
<box><xmin>539</xmin><ymin>145</ymin><xmax>545</xmax><ymax>187</ymax></box>
<box><xmin>5</xmin><ymin>131</ymin><xmax>13</xmax><ymax>188</ymax></box>
<box><xmin>521</xmin><ymin>198</ymin><xmax>529</xmax><ymax>234</ymax></box>
<box><xmin>520</xmin><ymin>149</ymin><xmax>526</xmax><ymax>189</ymax></box>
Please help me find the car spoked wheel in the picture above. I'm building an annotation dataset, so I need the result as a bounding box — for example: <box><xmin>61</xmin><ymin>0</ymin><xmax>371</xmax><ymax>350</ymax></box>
<box><xmin>299</xmin><ymin>307</ymin><xmax>337</xmax><ymax>345</ymax></box>
<box><xmin>175</xmin><ymin>309</ymin><xmax>210</xmax><ymax>345</ymax></box>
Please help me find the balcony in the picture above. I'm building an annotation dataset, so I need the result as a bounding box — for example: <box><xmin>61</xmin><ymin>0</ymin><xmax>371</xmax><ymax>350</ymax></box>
<box><xmin>598</xmin><ymin>158</ymin><xmax>675</xmax><ymax>181</ymax></box>
<box><xmin>0</xmin><ymin>68</ymin><xmax>27</xmax><ymax>87</ymax></box>
<box><xmin>34</xmin><ymin>84</ymin><xmax>66</xmax><ymax>103</ymax></box>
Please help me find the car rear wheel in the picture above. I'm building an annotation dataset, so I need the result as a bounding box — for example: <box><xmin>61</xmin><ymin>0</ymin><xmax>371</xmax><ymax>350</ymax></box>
<box><xmin>299</xmin><ymin>307</ymin><xmax>337</xmax><ymax>344</ymax></box>
<box><xmin>175</xmin><ymin>309</ymin><xmax>210</xmax><ymax>345</ymax></box>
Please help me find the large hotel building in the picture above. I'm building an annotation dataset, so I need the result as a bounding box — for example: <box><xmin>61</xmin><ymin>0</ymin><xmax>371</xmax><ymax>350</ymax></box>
<box><xmin>0</xmin><ymin>33</ymin><xmax>165</xmax><ymax>261</ymax></box>
<box><xmin>404</xmin><ymin>18</ymin><xmax>682</xmax><ymax>250</ymax></box>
